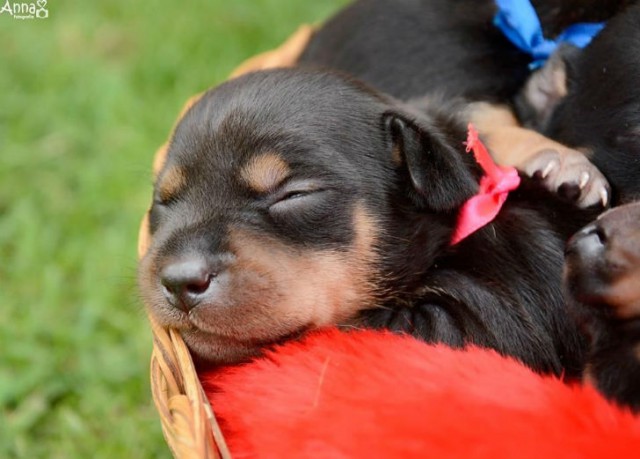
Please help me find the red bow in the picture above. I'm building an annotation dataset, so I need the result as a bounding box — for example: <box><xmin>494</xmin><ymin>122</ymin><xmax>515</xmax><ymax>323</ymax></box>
<box><xmin>451</xmin><ymin>124</ymin><xmax>521</xmax><ymax>245</ymax></box>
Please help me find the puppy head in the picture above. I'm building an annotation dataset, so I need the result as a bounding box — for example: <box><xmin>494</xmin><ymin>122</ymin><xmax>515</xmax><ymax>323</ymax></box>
<box><xmin>138</xmin><ymin>69</ymin><xmax>478</xmax><ymax>363</ymax></box>
<box><xmin>565</xmin><ymin>201</ymin><xmax>640</xmax><ymax>319</ymax></box>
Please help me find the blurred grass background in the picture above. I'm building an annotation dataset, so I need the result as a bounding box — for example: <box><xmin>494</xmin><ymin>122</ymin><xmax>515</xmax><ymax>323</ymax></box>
<box><xmin>0</xmin><ymin>0</ymin><xmax>347</xmax><ymax>457</ymax></box>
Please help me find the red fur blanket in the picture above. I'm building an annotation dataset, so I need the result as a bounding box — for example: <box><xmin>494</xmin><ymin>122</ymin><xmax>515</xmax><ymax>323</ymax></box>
<box><xmin>200</xmin><ymin>329</ymin><xmax>640</xmax><ymax>458</ymax></box>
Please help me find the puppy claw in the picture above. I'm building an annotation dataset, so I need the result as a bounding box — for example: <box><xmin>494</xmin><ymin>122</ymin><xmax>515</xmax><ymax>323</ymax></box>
<box><xmin>579</xmin><ymin>171</ymin><xmax>590</xmax><ymax>189</ymax></box>
<box><xmin>600</xmin><ymin>188</ymin><xmax>609</xmax><ymax>207</ymax></box>
<box><xmin>541</xmin><ymin>161</ymin><xmax>556</xmax><ymax>179</ymax></box>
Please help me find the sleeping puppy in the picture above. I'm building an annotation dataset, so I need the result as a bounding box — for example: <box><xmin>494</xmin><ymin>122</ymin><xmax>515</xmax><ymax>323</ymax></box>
<box><xmin>515</xmin><ymin>2</ymin><xmax>640</xmax><ymax>204</ymax></box>
<box><xmin>565</xmin><ymin>201</ymin><xmax>640</xmax><ymax>410</ymax></box>
<box><xmin>298</xmin><ymin>0</ymin><xmax>631</xmax><ymax>208</ymax></box>
<box><xmin>138</xmin><ymin>68</ymin><xmax>601</xmax><ymax>375</ymax></box>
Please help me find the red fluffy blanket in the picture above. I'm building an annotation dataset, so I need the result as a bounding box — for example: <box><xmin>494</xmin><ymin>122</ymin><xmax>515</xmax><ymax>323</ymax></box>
<box><xmin>200</xmin><ymin>329</ymin><xmax>640</xmax><ymax>458</ymax></box>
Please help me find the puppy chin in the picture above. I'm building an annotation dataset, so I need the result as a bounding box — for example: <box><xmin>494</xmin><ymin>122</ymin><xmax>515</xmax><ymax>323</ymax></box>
<box><xmin>181</xmin><ymin>328</ymin><xmax>264</xmax><ymax>365</ymax></box>
<box><xmin>187</xmin><ymin>295</ymin><xmax>317</xmax><ymax>341</ymax></box>
<box><xmin>182</xmin><ymin>309</ymin><xmax>313</xmax><ymax>365</ymax></box>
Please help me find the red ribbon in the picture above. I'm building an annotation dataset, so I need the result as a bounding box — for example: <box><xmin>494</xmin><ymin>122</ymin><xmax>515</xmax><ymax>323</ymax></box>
<box><xmin>451</xmin><ymin>124</ymin><xmax>521</xmax><ymax>245</ymax></box>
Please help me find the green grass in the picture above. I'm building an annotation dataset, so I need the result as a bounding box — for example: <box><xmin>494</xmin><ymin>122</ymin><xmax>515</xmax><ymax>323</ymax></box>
<box><xmin>0</xmin><ymin>0</ymin><xmax>347</xmax><ymax>457</ymax></box>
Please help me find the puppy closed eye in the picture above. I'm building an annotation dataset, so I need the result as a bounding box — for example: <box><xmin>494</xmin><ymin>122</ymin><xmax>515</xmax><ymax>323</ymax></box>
<box><xmin>268</xmin><ymin>179</ymin><xmax>327</xmax><ymax>213</ymax></box>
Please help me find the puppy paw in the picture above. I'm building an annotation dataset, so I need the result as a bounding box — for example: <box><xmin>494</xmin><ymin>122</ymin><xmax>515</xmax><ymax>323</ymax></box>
<box><xmin>565</xmin><ymin>202</ymin><xmax>640</xmax><ymax>319</ymax></box>
<box><xmin>520</xmin><ymin>148</ymin><xmax>611</xmax><ymax>208</ymax></box>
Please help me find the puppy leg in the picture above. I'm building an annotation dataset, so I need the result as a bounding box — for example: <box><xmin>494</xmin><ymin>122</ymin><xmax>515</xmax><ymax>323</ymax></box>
<box><xmin>514</xmin><ymin>44</ymin><xmax>579</xmax><ymax>132</ymax></box>
<box><xmin>468</xmin><ymin>102</ymin><xmax>610</xmax><ymax>208</ymax></box>
<box><xmin>564</xmin><ymin>202</ymin><xmax>640</xmax><ymax>410</ymax></box>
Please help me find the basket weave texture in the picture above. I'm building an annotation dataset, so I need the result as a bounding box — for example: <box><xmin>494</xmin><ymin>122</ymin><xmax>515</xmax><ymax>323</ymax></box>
<box><xmin>138</xmin><ymin>25</ymin><xmax>314</xmax><ymax>459</ymax></box>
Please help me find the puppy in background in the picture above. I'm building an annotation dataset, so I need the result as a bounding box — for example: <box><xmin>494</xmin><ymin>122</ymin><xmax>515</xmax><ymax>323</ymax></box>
<box><xmin>565</xmin><ymin>201</ymin><xmax>640</xmax><ymax>410</ymax></box>
<box><xmin>298</xmin><ymin>0</ymin><xmax>632</xmax><ymax>207</ymax></box>
<box><xmin>515</xmin><ymin>2</ymin><xmax>640</xmax><ymax>204</ymax></box>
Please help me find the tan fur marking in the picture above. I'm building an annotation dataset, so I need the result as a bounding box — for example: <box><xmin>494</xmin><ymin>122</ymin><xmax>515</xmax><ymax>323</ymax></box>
<box><xmin>634</xmin><ymin>343</ymin><xmax>640</xmax><ymax>363</ymax></box>
<box><xmin>391</xmin><ymin>144</ymin><xmax>403</xmax><ymax>165</ymax></box>
<box><xmin>601</xmin><ymin>269</ymin><xmax>640</xmax><ymax>319</ymax></box>
<box><xmin>137</xmin><ymin>212</ymin><xmax>151</xmax><ymax>260</ymax></box>
<box><xmin>157</xmin><ymin>166</ymin><xmax>186</xmax><ymax>202</ymax></box>
<box><xmin>241</xmin><ymin>153</ymin><xmax>291</xmax><ymax>193</ymax></box>
<box><xmin>597</xmin><ymin>214</ymin><xmax>640</xmax><ymax>319</ymax></box>
<box><xmin>466</xmin><ymin>102</ymin><xmax>591</xmax><ymax>166</ymax></box>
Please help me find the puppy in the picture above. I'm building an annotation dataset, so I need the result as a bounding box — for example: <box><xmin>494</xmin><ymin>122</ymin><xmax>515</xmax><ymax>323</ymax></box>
<box><xmin>298</xmin><ymin>0</ymin><xmax>630</xmax><ymax>208</ymax></box>
<box><xmin>299</xmin><ymin>0</ymin><xmax>630</xmax><ymax>102</ymax></box>
<box><xmin>515</xmin><ymin>2</ymin><xmax>640</xmax><ymax>204</ymax></box>
<box><xmin>565</xmin><ymin>201</ymin><xmax>640</xmax><ymax>410</ymax></box>
<box><xmin>138</xmin><ymin>68</ymin><xmax>601</xmax><ymax>376</ymax></box>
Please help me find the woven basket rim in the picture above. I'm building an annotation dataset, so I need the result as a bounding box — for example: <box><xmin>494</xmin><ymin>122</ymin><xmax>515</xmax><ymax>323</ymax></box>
<box><xmin>149</xmin><ymin>318</ymin><xmax>231</xmax><ymax>459</ymax></box>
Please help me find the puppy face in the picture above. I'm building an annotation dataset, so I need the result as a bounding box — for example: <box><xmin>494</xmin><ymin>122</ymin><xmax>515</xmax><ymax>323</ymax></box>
<box><xmin>565</xmin><ymin>201</ymin><xmax>640</xmax><ymax>319</ymax></box>
<box><xmin>139</xmin><ymin>69</ymin><xmax>478</xmax><ymax>363</ymax></box>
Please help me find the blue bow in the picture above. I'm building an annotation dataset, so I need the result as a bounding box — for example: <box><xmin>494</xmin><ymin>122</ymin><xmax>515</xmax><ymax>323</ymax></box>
<box><xmin>493</xmin><ymin>0</ymin><xmax>605</xmax><ymax>69</ymax></box>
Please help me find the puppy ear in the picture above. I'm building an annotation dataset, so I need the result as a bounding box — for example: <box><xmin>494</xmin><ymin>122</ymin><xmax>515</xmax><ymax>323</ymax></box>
<box><xmin>383</xmin><ymin>110</ymin><xmax>478</xmax><ymax>212</ymax></box>
<box><xmin>515</xmin><ymin>44</ymin><xmax>580</xmax><ymax>131</ymax></box>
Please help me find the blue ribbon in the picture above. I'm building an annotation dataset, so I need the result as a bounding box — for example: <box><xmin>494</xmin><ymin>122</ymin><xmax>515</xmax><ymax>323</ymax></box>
<box><xmin>493</xmin><ymin>0</ymin><xmax>605</xmax><ymax>69</ymax></box>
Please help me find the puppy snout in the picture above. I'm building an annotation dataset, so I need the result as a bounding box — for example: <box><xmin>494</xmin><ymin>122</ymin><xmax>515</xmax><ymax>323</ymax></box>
<box><xmin>161</xmin><ymin>256</ymin><xmax>226</xmax><ymax>312</ymax></box>
<box><xmin>566</xmin><ymin>223</ymin><xmax>606</xmax><ymax>257</ymax></box>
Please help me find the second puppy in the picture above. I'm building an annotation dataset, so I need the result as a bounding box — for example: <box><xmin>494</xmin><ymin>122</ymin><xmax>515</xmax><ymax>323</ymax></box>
<box><xmin>515</xmin><ymin>2</ymin><xmax>640</xmax><ymax>204</ymax></box>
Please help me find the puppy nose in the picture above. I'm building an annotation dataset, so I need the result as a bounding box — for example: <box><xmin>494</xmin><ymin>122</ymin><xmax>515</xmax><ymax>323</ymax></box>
<box><xmin>161</xmin><ymin>258</ymin><xmax>218</xmax><ymax>312</ymax></box>
<box><xmin>566</xmin><ymin>223</ymin><xmax>606</xmax><ymax>257</ymax></box>
<box><xmin>580</xmin><ymin>223</ymin><xmax>608</xmax><ymax>245</ymax></box>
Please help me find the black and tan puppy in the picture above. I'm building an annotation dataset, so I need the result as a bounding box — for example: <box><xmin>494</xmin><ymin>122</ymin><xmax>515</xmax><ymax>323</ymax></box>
<box><xmin>139</xmin><ymin>69</ymin><xmax>601</xmax><ymax>375</ymax></box>
<box><xmin>565</xmin><ymin>201</ymin><xmax>640</xmax><ymax>410</ymax></box>
<box><xmin>515</xmin><ymin>2</ymin><xmax>640</xmax><ymax>204</ymax></box>
<box><xmin>299</xmin><ymin>0</ymin><xmax>631</xmax><ymax>208</ymax></box>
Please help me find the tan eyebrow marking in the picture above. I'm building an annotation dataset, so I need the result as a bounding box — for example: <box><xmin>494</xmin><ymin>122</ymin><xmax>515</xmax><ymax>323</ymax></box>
<box><xmin>137</xmin><ymin>212</ymin><xmax>151</xmax><ymax>259</ymax></box>
<box><xmin>157</xmin><ymin>166</ymin><xmax>186</xmax><ymax>202</ymax></box>
<box><xmin>241</xmin><ymin>152</ymin><xmax>291</xmax><ymax>193</ymax></box>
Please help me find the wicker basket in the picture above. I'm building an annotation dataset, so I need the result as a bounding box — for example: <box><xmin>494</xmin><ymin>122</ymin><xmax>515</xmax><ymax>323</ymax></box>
<box><xmin>138</xmin><ymin>25</ymin><xmax>314</xmax><ymax>459</ymax></box>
